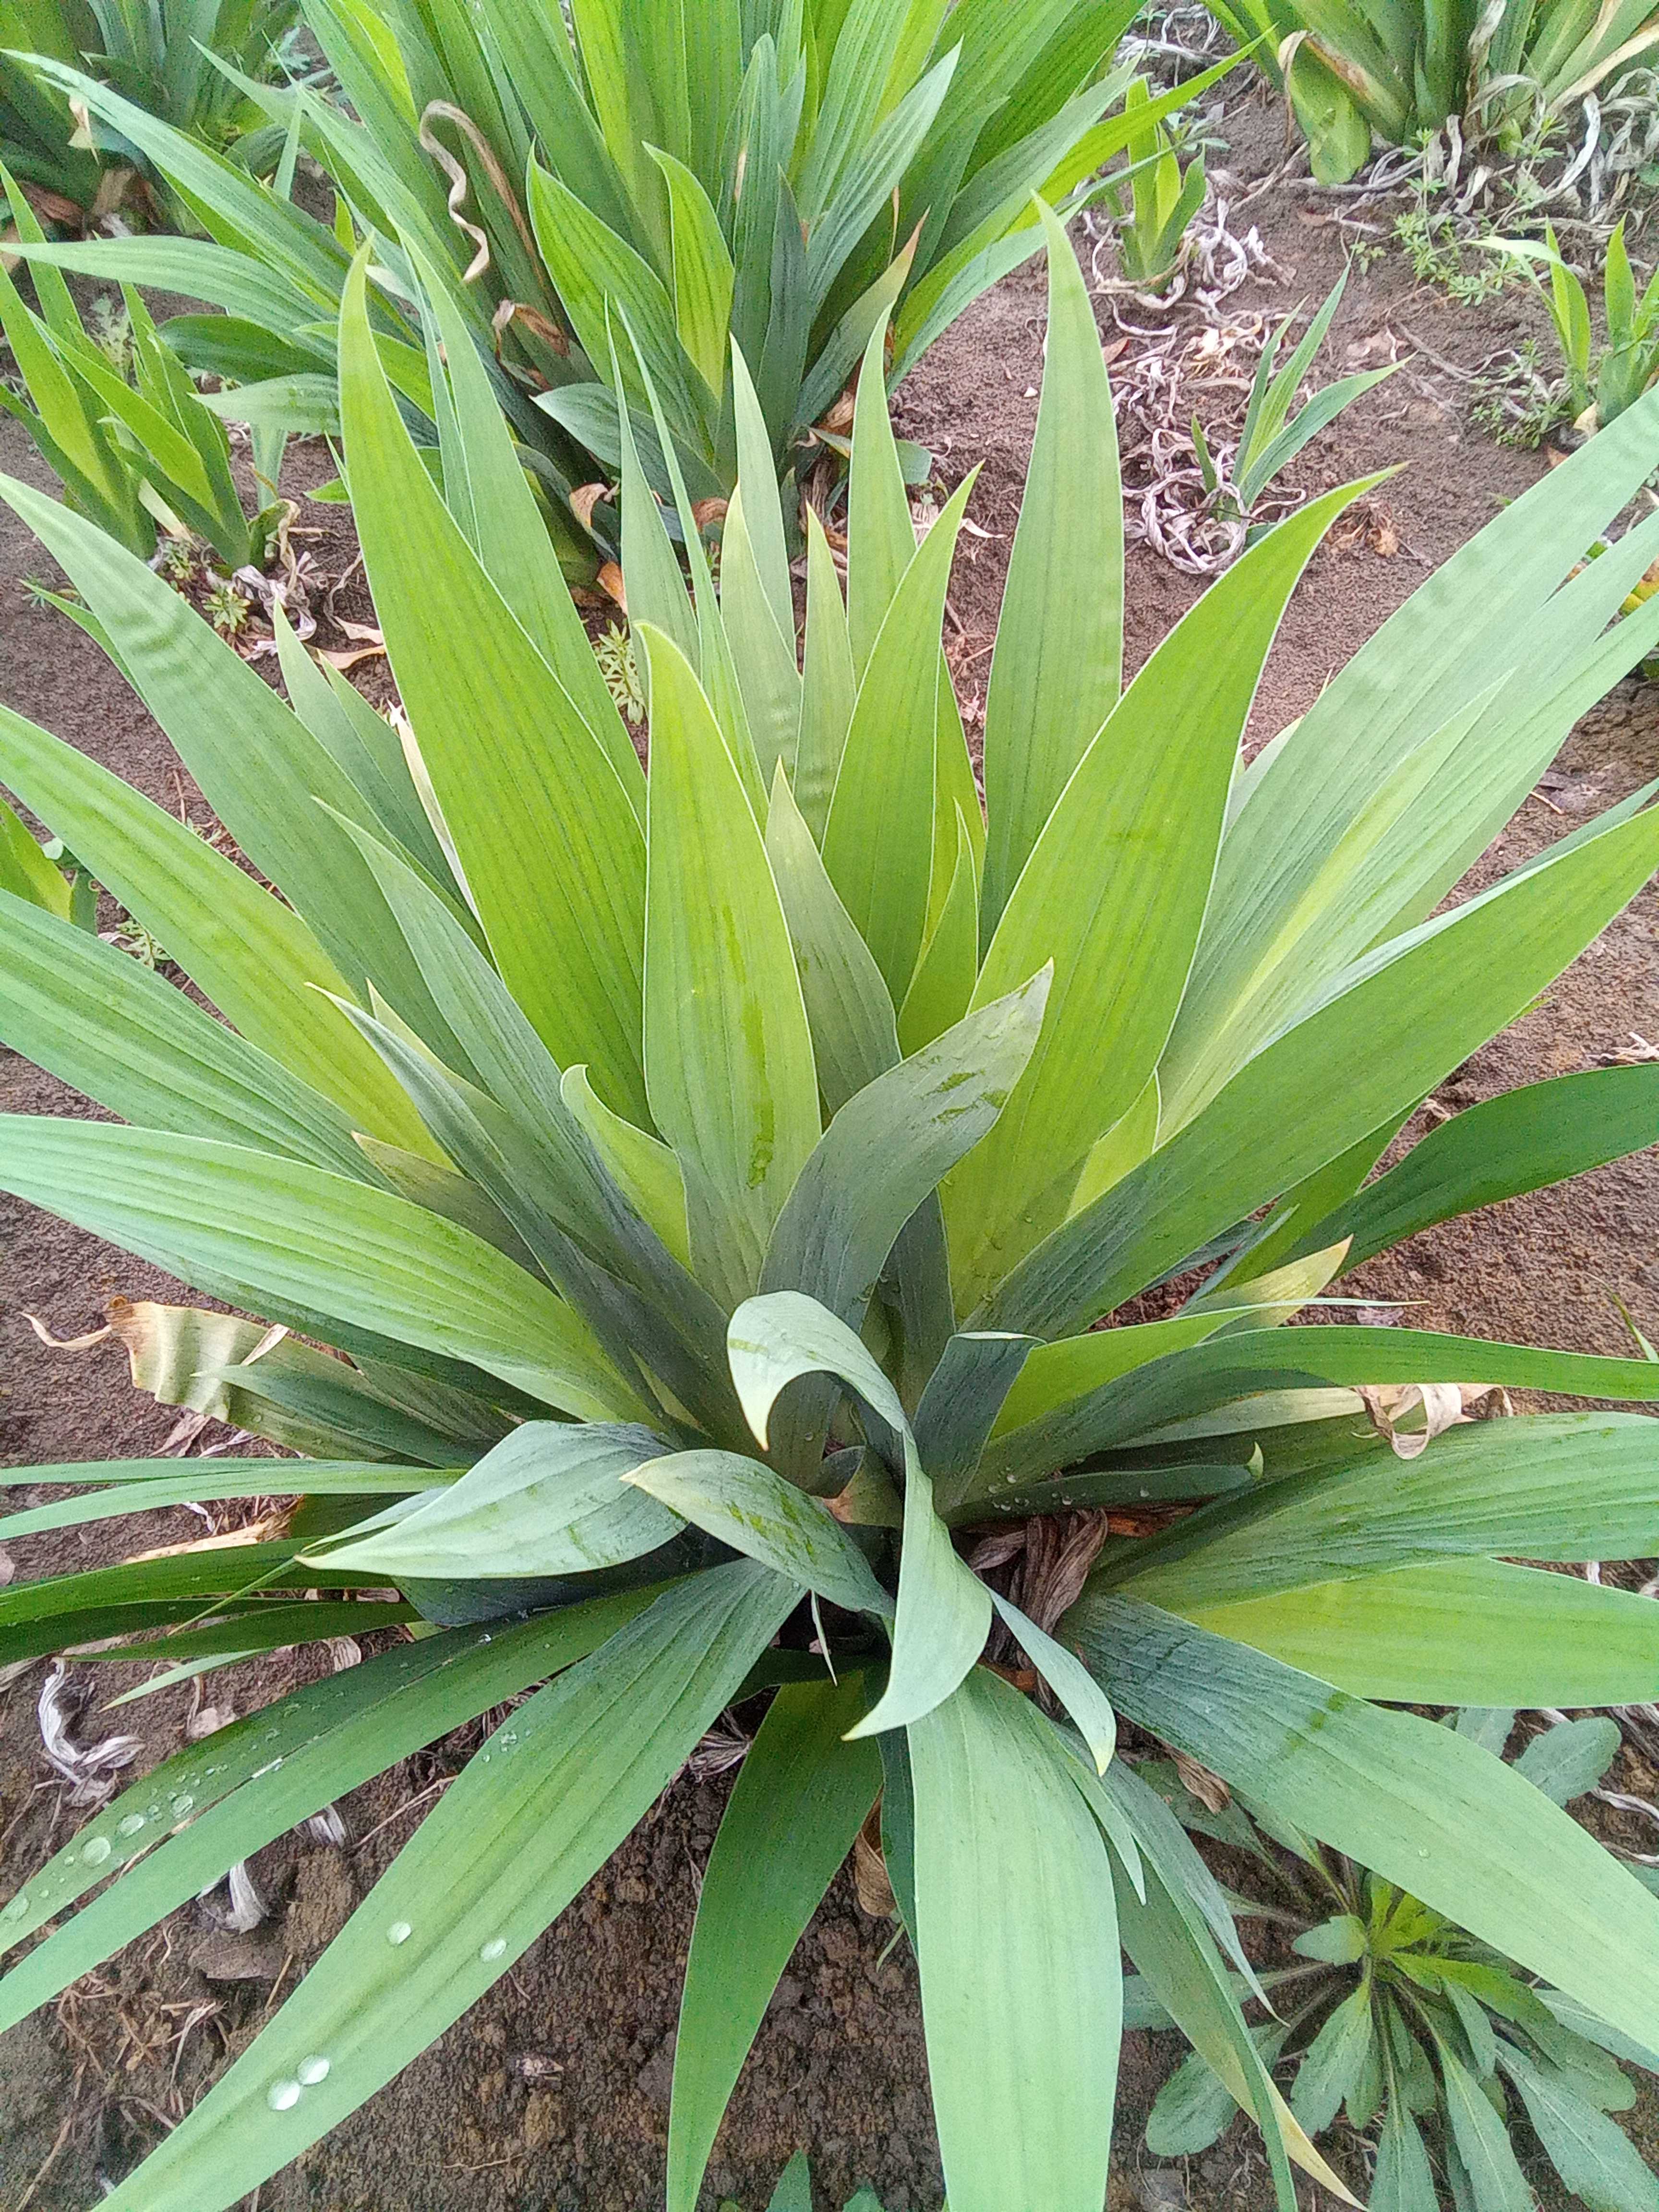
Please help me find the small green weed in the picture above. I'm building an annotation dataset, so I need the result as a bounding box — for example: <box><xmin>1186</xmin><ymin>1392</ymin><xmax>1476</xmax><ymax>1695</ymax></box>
<box><xmin>1468</xmin><ymin>342</ymin><xmax>1572</xmax><ymax>448</ymax></box>
<box><xmin>1395</xmin><ymin>197</ymin><xmax>1510</xmax><ymax>304</ymax></box>
<box><xmin>593</xmin><ymin>621</ymin><xmax>646</xmax><ymax>726</ymax></box>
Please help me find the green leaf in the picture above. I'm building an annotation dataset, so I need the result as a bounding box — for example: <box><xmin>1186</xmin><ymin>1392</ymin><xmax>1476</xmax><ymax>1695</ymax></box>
<box><xmin>980</xmin><ymin>201</ymin><xmax>1121</xmax><ymax>933</ymax></box>
<box><xmin>1109</xmin><ymin>1840</ymin><xmax>1347</xmax><ymax>2208</ymax></box>
<box><xmin>1070</xmin><ymin>1597</ymin><xmax>1659</xmax><ymax>2061</ymax></box>
<box><xmin>1171</xmin><ymin>387</ymin><xmax>1659</xmax><ymax>1106</ymax></box>
<box><xmin>909</xmin><ymin>1669</ymin><xmax>1120</xmax><ymax>2212</ymax></box>
<box><xmin>0</xmin><ymin>1119</ymin><xmax>639</xmax><ymax>1420</ymax></box>
<box><xmin>914</xmin><ymin>1330</ymin><xmax>1039</xmax><ymax>1509</ymax></box>
<box><xmin>648</xmin><ymin>146</ymin><xmax>737</xmax><ymax>398</ymax></box>
<box><xmin>0</xmin><ymin>1462</ymin><xmax>441</xmax><ymax>1546</ymax></box>
<box><xmin>1119</xmin><ymin>1409</ymin><xmax>1659</xmax><ymax>1611</ymax></box>
<box><xmin>899</xmin><ymin>804</ymin><xmax>981</xmax><ymax>1055</ymax></box>
<box><xmin>1373</xmin><ymin>2085</ymin><xmax>1439</xmax><ymax>2212</ymax></box>
<box><xmin>308</xmin><ymin>1421</ymin><xmax>682</xmax><ymax>1579</ymax></box>
<box><xmin>667</xmin><ymin>1673</ymin><xmax>882</xmax><ymax>2212</ymax></box>
<box><xmin>720</xmin><ymin>479</ymin><xmax>803</xmax><ymax>789</ymax></box>
<box><xmin>526</xmin><ymin>156</ymin><xmax>715</xmax><ymax>455</ymax></box>
<box><xmin>729</xmin><ymin>1292</ymin><xmax>991</xmax><ymax>1731</ymax></box>
<box><xmin>0</xmin><ymin>1594</ymin><xmax>657</xmax><ymax>2020</ymax></box>
<box><xmin>1499</xmin><ymin>2044</ymin><xmax>1659</xmax><ymax>2212</ymax></box>
<box><xmin>338</xmin><ymin>252</ymin><xmax>649</xmax><ymax>1121</ymax></box>
<box><xmin>1514</xmin><ymin>1716</ymin><xmax>1623</xmax><ymax>1803</ymax></box>
<box><xmin>951</xmin><ymin>481</ymin><xmax>1368</xmax><ymax>1310</ymax></box>
<box><xmin>1295</xmin><ymin>1913</ymin><xmax>1369</xmax><ymax>1963</ymax></box>
<box><xmin>846</xmin><ymin>315</ymin><xmax>919</xmax><ymax>677</ymax></box>
<box><xmin>822</xmin><ymin>471</ymin><xmax>977</xmax><ymax>1007</ymax></box>
<box><xmin>0</xmin><ymin>889</ymin><xmax>367</xmax><ymax>1179</ymax></box>
<box><xmin>615</xmin><ymin>339</ymin><xmax>702</xmax><ymax>674</ymax></box>
<box><xmin>1185</xmin><ymin>1558</ymin><xmax>1659</xmax><ymax>1707</ymax></box>
<box><xmin>0</xmin><ymin>703</ymin><xmax>422</xmax><ymax>1147</ymax></box>
<box><xmin>1292</xmin><ymin>1064</ymin><xmax>1659</xmax><ymax>1271</ymax></box>
<box><xmin>764</xmin><ymin>2152</ymin><xmax>814</xmax><ymax>2212</ymax></box>
<box><xmin>407</xmin><ymin>247</ymin><xmax>641</xmax><ymax>801</ymax></box>
<box><xmin>94</xmin><ymin>1563</ymin><xmax>795</xmax><ymax>2212</ymax></box>
<box><xmin>640</xmin><ymin>627</ymin><xmax>820</xmax><ymax>1309</ymax></box>
<box><xmin>796</xmin><ymin>505</ymin><xmax>858</xmax><ymax>842</ymax></box>
<box><xmin>765</xmin><ymin>765</ymin><xmax>900</xmax><ymax>1114</ymax></box>
<box><xmin>1291</xmin><ymin>1978</ymin><xmax>1375</xmax><ymax>2134</ymax></box>
<box><xmin>560</xmin><ymin>1064</ymin><xmax>691</xmax><ymax>1270</ymax></box>
<box><xmin>729</xmin><ymin>341</ymin><xmax>795</xmax><ymax>643</ymax></box>
<box><xmin>761</xmin><ymin>967</ymin><xmax>1049</xmax><ymax>1326</ymax></box>
<box><xmin>1149</xmin><ymin>2026</ymin><xmax>1292</xmax><ymax>2154</ymax></box>
<box><xmin>975</xmin><ymin>1308</ymin><xmax>1245</xmax><ymax>1485</ymax></box>
<box><xmin>13</xmin><ymin>233</ymin><xmax>327</xmax><ymax>343</ymax></box>
<box><xmin>272</xmin><ymin>612</ymin><xmax>458</xmax><ymax>890</ymax></box>
<box><xmin>337</xmin><ymin>822</ymin><xmax>741</xmax><ymax>1443</ymax></box>
<box><xmin>1440</xmin><ymin>2039</ymin><xmax>1535</xmax><ymax>2212</ymax></box>
<box><xmin>0</xmin><ymin>791</ymin><xmax>70</xmax><ymax>917</ymax></box>
<box><xmin>625</xmin><ymin>1449</ymin><xmax>892</xmax><ymax>1616</ymax></box>
<box><xmin>987</xmin><ymin>1591</ymin><xmax>1117</xmax><ymax>1772</ymax></box>
<box><xmin>990</xmin><ymin>798</ymin><xmax>1659</xmax><ymax>1334</ymax></box>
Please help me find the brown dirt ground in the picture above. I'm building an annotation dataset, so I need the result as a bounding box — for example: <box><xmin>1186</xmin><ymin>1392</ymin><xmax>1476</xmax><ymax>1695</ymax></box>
<box><xmin>3</xmin><ymin>78</ymin><xmax>1659</xmax><ymax>2212</ymax></box>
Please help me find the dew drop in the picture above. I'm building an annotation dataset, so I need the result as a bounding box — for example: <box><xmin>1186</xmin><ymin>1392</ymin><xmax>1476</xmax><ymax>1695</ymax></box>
<box><xmin>80</xmin><ymin>1836</ymin><xmax>112</xmax><ymax>1867</ymax></box>
<box><xmin>386</xmin><ymin>1920</ymin><xmax>412</xmax><ymax>1946</ymax></box>
<box><xmin>1</xmin><ymin>1893</ymin><xmax>28</xmax><ymax>1923</ymax></box>
<box><xmin>478</xmin><ymin>1937</ymin><xmax>506</xmax><ymax>1963</ymax></box>
<box><xmin>117</xmin><ymin>1814</ymin><xmax>146</xmax><ymax>1838</ymax></box>
<box><xmin>297</xmin><ymin>2055</ymin><xmax>331</xmax><ymax>2086</ymax></box>
<box><xmin>170</xmin><ymin>1794</ymin><xmax>195</xmax><ymax>1818</ymax></box>
<box><xmin>266</xmin><ymin>2080</ymin><xmax>302</xmax><ymax>2112</ymax></box>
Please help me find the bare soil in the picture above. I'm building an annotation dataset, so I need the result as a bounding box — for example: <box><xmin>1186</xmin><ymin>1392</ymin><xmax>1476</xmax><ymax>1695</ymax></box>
<box><xmin>3</xmin><ymin>79</ymin><xmax>1659</xmax><ymax>2212</ymax></box>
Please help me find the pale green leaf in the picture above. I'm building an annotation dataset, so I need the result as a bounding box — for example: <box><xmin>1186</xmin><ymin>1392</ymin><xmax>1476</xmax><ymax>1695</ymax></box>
<box><xmin>980</xmin><ymin>200</ymin><xmax>1122</xmax><ymax>933</ymax></box>
<box><xmin>909</xmin><ymin>1669</ymin><xmax>1119</xmax><ymax>2212</ymax></box>
<box><xmin>641</xmin><ymin>628</ymin><xmax>820</xmax><ymax>1309</ymax></box>
<box><xmin>625</xmin><ymin>1449</ymin><xmax>892</xmax><ymax>1616</ymax></box>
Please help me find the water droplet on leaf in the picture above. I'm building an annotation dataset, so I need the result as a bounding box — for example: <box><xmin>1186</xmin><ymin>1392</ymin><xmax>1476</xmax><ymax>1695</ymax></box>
<box><xmin>267</xmin><ymin>2080</ymin><xmax>301</xmax><ymax>2112</ymax></box>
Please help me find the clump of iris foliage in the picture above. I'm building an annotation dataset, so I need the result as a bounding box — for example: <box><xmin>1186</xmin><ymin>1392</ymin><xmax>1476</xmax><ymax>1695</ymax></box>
<box><xmin>3</xmin><ymin>206</ymin><xmax>1659</xmax><ymax>2212</ymax></box>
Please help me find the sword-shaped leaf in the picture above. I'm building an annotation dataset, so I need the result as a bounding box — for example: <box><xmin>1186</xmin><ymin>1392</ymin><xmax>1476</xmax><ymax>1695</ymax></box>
<box><xmin>311</xmin><ymin>1422</ymin><xmax>681</xmax><ymax>1579</ymax></box>
<box><xmin>0</xmin><ymin>1119</ymin><xmax>637</xmax><ymax>1419</ymax></box>
<box><xmin>668</xmin><ymin>1672</ymin><xmax>882</xmax><ymax>2212</ymax></box>
<box><xmin>339</xmin><ymin>253</ymin><xmax>649</xmax><ymax>1119</ymax></box>
<box><xmin>980</xmin><ymin>200</ymin><xmax>1122</xmax><ymax>933</ymax></box>
<box><xmin>909</xmin><ymin>1668</ymin><xmax>1120</xmax><ymax>2212</ymax></box>
<box><xmin>641</xmin><ymin>628</ymin><xmax>819</xmax><ymax>1310</ymax></box>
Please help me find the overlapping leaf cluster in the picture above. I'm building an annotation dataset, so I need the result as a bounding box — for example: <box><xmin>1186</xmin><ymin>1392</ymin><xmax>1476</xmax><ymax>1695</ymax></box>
<box><xmin>4</xmin><ymin>0</ymin><xmax>1228</xmax><ymax>544</ymax></box>
<box><xmin>1137</xmin><ymin>1725</ymin><xmax>1659</xmax><ymax>2212</ymax></box>
<box><xmin>4</xmin><ymin>205</ymin><xmax>1659</xmax><ymax>2212</ymax></box>
<box><xmin>1205</xmin><ymin>0</ymin><xmax>1659</xmax><ymax>182</ymax></box>
<box><xmin>0</xmin><ymin>168</ymin><xmax>282</xmax><ymax>563</ymax></box>
<box><xmin>0</xmin><ymin>0</ymin><xmax>301</xmax><ymax>218</ymax></box>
